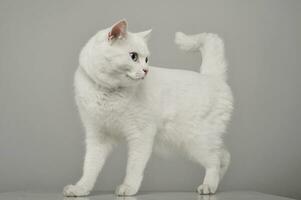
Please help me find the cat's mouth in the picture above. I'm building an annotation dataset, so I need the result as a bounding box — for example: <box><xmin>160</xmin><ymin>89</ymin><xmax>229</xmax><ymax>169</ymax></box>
<box><xmin>126</xmin><ymin>74</ymin><xmax>144</xmax><ymax>81</ymax></box>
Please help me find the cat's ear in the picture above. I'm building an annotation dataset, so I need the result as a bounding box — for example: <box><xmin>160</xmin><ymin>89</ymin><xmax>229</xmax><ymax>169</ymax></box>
<box><xmin>137</xmin><ymin>29</ymin><xmax>152</xmax><ymax>41</ymax></box>
<box><xmin>108</xmin><ymin>19</ymin><xmax>128</xmax><ymax>41</ymax></box>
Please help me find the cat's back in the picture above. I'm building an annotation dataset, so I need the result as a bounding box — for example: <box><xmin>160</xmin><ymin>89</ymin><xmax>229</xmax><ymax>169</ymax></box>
<box><xmin>146</xmin><ymin>66</ymin><xmax>203</xmax><ymax>84</ymax></box>
<box><xmin>142</xmin><ymin>66</ymin><xmax>227</xmax><ymax>97</ymax></box>
<box><xmin>140</xmin><ymin>66</ymin><xmax>233</xmax><ymax>119</ymax></box>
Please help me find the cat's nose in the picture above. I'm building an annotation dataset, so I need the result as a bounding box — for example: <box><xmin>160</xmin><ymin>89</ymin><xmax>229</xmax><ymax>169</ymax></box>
<box><xmin>143</xmin><ymin>69</ymin><xmax>148</xmax><ymax>75</ymax></box>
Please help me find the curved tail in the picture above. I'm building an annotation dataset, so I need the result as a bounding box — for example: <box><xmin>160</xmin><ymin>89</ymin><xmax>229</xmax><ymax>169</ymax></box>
<box><xmin>175</xmin><ymin>32</ymin><xmax>227</xmax><ymax>79</ymax></box>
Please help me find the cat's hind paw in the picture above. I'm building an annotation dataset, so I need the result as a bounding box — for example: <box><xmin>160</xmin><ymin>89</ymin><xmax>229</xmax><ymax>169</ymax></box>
<box><xmin>115</xmin><ymin>184</ymin><xmax>138</xmax><ymax>196</ymax></box>
<box><xmin>197</xmin><ymin>184</ymin><xmax>216</xmax><ymax>195</ymax></box>
<box><xmin>63</xmin><ymin>184</ymin><xmax>90</xmax><ymax>197</ymax></box>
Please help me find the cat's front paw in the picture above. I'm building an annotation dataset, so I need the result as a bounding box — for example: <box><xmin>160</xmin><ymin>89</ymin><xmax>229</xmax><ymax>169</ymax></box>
<box><xmin>115</xmin><ymin>184</ymin><xmax>138</xmax><ymax>196</ymax></box>
<box><xmin>63</xmin><ymin>184</ymin><xmax>90</xmax><ymax>197</ymax></box>
<box><xmin>197</xmin><ymin>184</ymin><xmax>217</xmax><ymax>195</ymax></box>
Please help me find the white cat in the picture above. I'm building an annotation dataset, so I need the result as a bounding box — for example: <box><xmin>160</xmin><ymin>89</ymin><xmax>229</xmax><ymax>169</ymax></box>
<box><xmin>63</xmin><ymin>19</ymin><xmax>233</xmax><ymax>197</ymax></box>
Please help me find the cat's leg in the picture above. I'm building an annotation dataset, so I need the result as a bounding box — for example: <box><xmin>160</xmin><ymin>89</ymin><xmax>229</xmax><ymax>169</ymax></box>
<box><xmin>197</xmin><ymin>159</ymin><xmax>221</xmax><ymax>195</ymax></box>
<box><xmin>63</xmin><ymin>130</ymin><xmax>114</xmax><ymax>197</ymax></box>
<box><xmin>188</xmin><ymin>144</ymin><xmax>223</xmax><ymax>195</ymax></box>
<box><xmin>219</xmin><ymin>148</ymin><xmax>231</xmax><ymax>180</ymax></box>
<box><xmin>195</xmin><ymin>148</ymin><xmax>230</xmax><ymax>195</ymax></box>
<box><xmin>115</xmin><ymin>131</ymin><xmax>154</xmax><ymax>196</ymax></box>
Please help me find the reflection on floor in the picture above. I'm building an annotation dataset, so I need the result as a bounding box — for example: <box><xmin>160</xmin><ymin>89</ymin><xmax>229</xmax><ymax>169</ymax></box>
<box><xmin>0</xmin><ymin>191</ymin><xmax>295</xmax><ymax>200</ymax></box>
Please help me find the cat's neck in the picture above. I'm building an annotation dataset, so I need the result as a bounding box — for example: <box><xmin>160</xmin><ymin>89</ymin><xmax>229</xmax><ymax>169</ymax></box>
<box><xmin>78</xmin><ymin>66</ymin><xmax>136</xmax><ymax>96</ymax></box>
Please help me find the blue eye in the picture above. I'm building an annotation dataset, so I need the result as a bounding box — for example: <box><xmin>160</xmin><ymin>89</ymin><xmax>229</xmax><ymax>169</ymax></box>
<box><xmin>129</xmin><ymin>52</ymin><xmax>138</xmax><ymax>62</ymax></box>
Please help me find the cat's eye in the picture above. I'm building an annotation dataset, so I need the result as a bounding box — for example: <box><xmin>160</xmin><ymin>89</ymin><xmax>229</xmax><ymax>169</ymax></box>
<box><xmin>129</xmin><ymin>52</ymin><xmax>138</xmax><ymax>62</ymax></box>
<box><xmin>145</xmin><ymin>57</ymin><xmax>148</xmax><ymax>63</ymax></box>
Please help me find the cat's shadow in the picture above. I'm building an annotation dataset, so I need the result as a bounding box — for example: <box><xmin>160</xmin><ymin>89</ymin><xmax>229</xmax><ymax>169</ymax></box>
<box><xmin>62</xmin><ymin>191</ymin><xmax>138</xmax><ymax>200</ymax></box>
<box><xmin>62</xmin><ymin>192</ymin><xmax>218</xmax><ymax>200</ymax></box>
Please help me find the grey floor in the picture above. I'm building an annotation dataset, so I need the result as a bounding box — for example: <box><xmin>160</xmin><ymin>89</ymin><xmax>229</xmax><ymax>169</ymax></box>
<box><xmin>0</xmin><ymin>191</ymin><xmax>295</xmax><ymax>200</ymax></box>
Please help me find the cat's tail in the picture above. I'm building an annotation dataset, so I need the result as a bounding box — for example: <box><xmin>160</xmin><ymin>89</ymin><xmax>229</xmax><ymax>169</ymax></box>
<box><xmin>175</xmin><ymin>32</ymin><xmax>227</xmax><ymax>79</ymax></box>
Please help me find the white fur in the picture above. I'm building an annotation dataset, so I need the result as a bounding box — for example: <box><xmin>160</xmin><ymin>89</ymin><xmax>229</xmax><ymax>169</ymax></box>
<box><xmin>63</xmin><ymin>21</ymin><xmax>233</xmax><ymax>197</ymax></box>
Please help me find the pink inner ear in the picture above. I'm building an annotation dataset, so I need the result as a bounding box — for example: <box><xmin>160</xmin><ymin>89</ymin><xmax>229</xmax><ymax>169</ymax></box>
<box><xmin>108</xmin><ymin>20</ymin><xmax>127</xmax><ymax>40</ymax></box>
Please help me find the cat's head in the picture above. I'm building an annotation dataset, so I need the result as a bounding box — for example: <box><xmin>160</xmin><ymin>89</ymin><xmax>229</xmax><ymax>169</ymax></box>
<box><xmin>79</xmin><ymin>20</ymin><xmax>152</xmax><ymax>89</ymax></box>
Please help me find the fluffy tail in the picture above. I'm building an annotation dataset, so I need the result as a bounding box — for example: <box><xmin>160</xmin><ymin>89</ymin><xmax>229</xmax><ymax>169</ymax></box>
<box><xmin>175</xmin><ymin>32</ymin><xmax>227</xmax><ymax>79</ymax></box>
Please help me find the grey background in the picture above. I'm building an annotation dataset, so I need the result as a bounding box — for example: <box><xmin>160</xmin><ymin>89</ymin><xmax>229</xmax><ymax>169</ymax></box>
<box><xmin>0</xmin><ymin>0</ymin><xmax>300</xmax><ymax>199</ymax></box>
